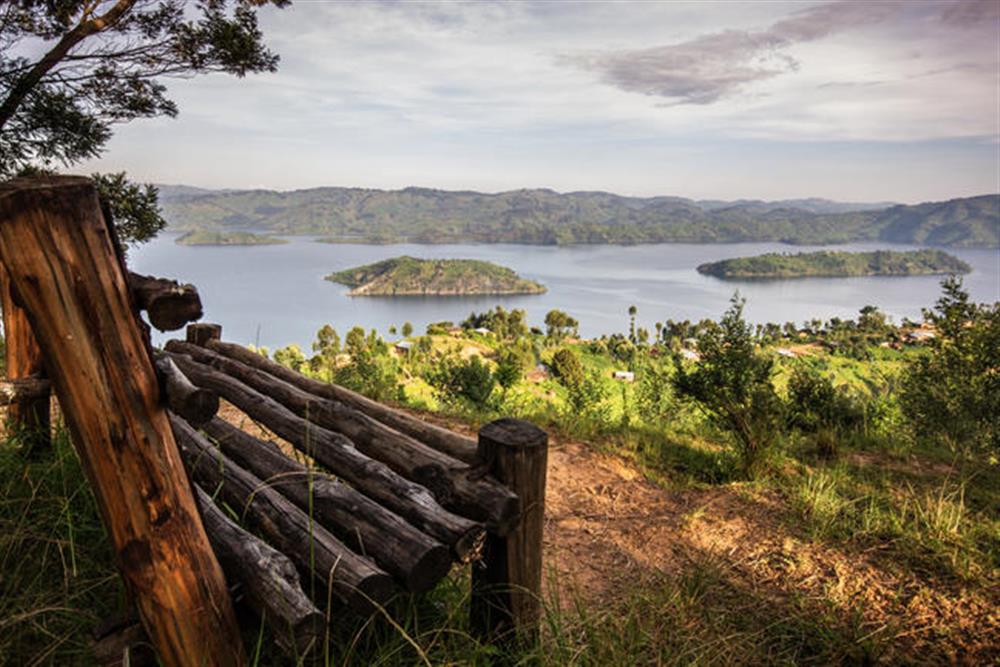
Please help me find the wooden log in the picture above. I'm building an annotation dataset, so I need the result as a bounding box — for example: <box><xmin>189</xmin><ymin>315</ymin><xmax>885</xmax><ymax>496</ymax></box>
<box><xmin>0</xmin><ymin>375</ymin><xmax>51</xmax><ymax>405</ymax></box>
<box><xmin>188</xmin><ymin>328</ymin><xmax>478</xmax><ymax>463</ymax></box>
<box><xmin>201</xmin><ymin>416</ymin><xmax>461</xmax><ymax>586</ymax></box>
<box><xmin>187</xmin><ymin>322</ymin><xmax>223</xmax><ymax>347</ymax></box>
<box><xmin>167</xmin><ymin>352</ymin><xmax>485</xmax><ymax>557</ymax></box>
<box><xmin>0</xmin><ymin>176</ymin><xmax>245</xmax><ymax>667</ymax></box>
<box><xmin>90</xmin><ymin>613</ymin><xmax>156</xmax><ymax>667</ymax></box>
<box><xmin>167</xmin><ymin>339</ymin><xmax>518</xmax><ymax>533</ymax></box>
<box><xmin>155</xmin><ymin>356</ymin><xmax>219</xmax><ymax>427</ymax></box>
<box><xmin>194</xmin><ymin>484</ymin><xmax>324</xmax><ymax>655</ymax></box>
<box><xmin>0</xmin><ymin>262</ymin><xmax>50</xmax><ymax>454</ymax></box>
<box><xmin>471</xmin><ymin>418</ymin><xmax>548</xmax><ymax>642</ymax></box>
<box><xmin>128</xmin><ymin>272</ymin><xmax>203</xmax><ymax>332</ymax></box>
<box><xmin>170</xmin><ymin>414</ymin><xmax>395</xmax><ymax>613</ymax></box>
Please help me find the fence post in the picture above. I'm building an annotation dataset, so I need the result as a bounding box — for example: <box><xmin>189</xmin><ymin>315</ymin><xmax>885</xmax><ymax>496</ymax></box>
<box><xmin>0</xmin><ymin>262</ymin><xmax>50</xmax><ymax>454</ymax></box>
<box><xmin>471</xmin><ymin>417</ymin><xmax>548</xmax><ymax>643</ymax></box>
<box><xmin>0</xmin><ymin>176</ymin><xmax>245</xmax><ymax>667</ymax></box>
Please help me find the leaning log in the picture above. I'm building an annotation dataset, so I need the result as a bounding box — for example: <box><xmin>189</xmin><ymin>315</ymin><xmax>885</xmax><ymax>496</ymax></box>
<box><xmin>194</xmin><ymin>484</ymin><xmax>324</xmax><ymax>655</ymax></box>
<box><xmin>128</xmin><ymin>272</ymin><xmax>203</xmax><ymax>332</ymax></box>
<box><xmin>167</xmin><ymin>340</ymin><xmax>518</xmax><ymax>533</ymax></box>
<box><xmin>155</xmin><ymin>356</ymin><xmax>218</xmax><ymax>427</ymax></box>
<box><xmin>167</xmin><ymin>352</ymin><xmax>486</xmax><ymax>551</ymax></box>
<box><xmin>189</xmin><ymin>329</ymin><xmax>477</xmax><ymax>463</ymax></box>
<box><xmin>202</xmin><ymin>416</ymin><xmax>467</xmax><ymax>583</ymax></box>
<box><xmin>0</xmin><ymin>375</ymin><xmax>51</xmax><ymax>406</ymax></box>
<box><xmin>0</xmin><ymin>263</ymin><xmax>50</xmax><ymax>454</ymax></box>
<box><xmin>170</xmin><ymin>414</ymin><xmax>394</xmax><ymax>613</ymax></box>
<box><xmin>0</xmin><ymin>175</ymin><xmax>244</xmax><ymax>667</ymax></box>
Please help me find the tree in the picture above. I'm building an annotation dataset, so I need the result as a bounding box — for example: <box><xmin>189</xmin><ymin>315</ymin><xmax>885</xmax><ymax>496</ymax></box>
<box><xmin>672</xmin><ymin>294</ymin><xmax>783</xmax><ymax>478</ymax></box>
<box><xmin>544</xmin><ymin>309</ymin><xmax>578</xmax><ymax>341</ymax></box>
<box><xmin>401</xmin><ymin>321</ymin><xmax>413</xmax><ymax>338</ymax></box>
<box><xmin>550</xmin><ymin>348</ymin><xmax>584</xmax><ymax>388</ymax></box>
<box><xmin>1</xmin><ymin>0</ymin><xmax>288</xmax><ymax>243</ymax></box>
<box><xmin>900</xmin><ymin>277</ymin><xmax>999</xmax><ymax>458</ymax></box>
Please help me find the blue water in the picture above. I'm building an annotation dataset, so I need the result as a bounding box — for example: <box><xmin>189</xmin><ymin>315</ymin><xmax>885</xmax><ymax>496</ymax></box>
<box><xmin>129</xmin><ymin>235</ymin><xmax>1000</xmax><ymax>350</ymax></box>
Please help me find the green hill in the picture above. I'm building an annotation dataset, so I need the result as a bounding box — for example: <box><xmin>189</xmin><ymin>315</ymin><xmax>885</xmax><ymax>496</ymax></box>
<box><xmin>159</xmin><ymin>186</ymin><xmax>999</xmax><ymax>248</ymax></box>
<box><xmin>697</xmin><ymin>249</ymin><xmax>972</xmax><ymax>280</ymax></box>
<box><xmin>326</xmin><ymin>256</ymin><xmax>547</xmax><ymax>296</ymax></box>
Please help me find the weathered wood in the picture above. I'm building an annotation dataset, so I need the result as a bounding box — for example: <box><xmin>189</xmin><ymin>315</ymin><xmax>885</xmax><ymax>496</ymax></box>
<box><xmin>189</xmin><ymin>329</ymin><xmax>478</xmax><ymax>463</ymax></box>
<box><xmin>0</xmin><ymin>375</ymin><xmax>51</xmax><ymax>405</ymax></box>
<box><xmin>167</xmin><ymin>339</ymin><xmax>518</xmax><ymax>533</ymax></box>
<box><xmin>155</xmin><ymin>356</ymin><xmax>219</xmax><ymax>427</ymax></box>
<box><xmin>0</xmin><ymin>176</ymin><xmax>245</xmax><ymax>667</ymax></box>
<box><xmin>471</xmin><ymin>418</ymin><xmax>548</xmax><ymax>642</ymax></box>
<box><xmin>128</xmin><ymin>272</ymin><xmax>202</xmax><ymax>332</ymax></box>
<box><xmin>170</xmin><ymin>414</ymin><xmax>395</xmax><ymax>613</ymax></box>
<box><xmin>202</xmin><ymin>416</ymin><xmax>462</xmax><ymax>587</ymax></box>
<box><xmin>0</xmin><ymin>262</ymin><xmax>50</xmax><ymax>453</ymax></box>
<box><xmin>167</xmin><ymin>352</ymin><xmax>485</xmax><ymax>556</ymax></box>
<box><xmin>194</xmin><ymin>483</ymin><xmax>324</xmax><ymax>655</ymax></box>
<box><xmin>90</xmin><ymin>614</ymin><xmax>156</xmax><ymax>667</ymax></box>
<box><xmin>187</xmin><ymin>322</ymin><xmax>222</xmax><ymax>346</ymax></box>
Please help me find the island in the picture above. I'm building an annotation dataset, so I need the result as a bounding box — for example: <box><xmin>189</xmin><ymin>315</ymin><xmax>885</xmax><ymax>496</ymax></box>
<box><xmin>697</xmin><ymin>249</ymin><xmax>972</xmax><ymax>280</ymax></box>
<box><xmin>326</xmin><ymin>256</ymin><xmax>547</xmax><ymax>296</ymax></box>
<box><xmin>176</xmin><ymin>230</ymin><xmax>288</xmax><ymax>246</ymax></box>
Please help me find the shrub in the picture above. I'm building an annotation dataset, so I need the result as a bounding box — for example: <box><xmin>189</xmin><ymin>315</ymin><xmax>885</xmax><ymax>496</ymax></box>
<box><xmin>672</xmin><ymin>295</ymin><xmax>783</xmax><ymax>478</ymax></box>
<box><xmin>551</xmin><ymin>348</ymin><xmax>585</xmax><ymax>388</ymax></box>
<box><xmin>430</xmin><ymin>355</ymin><xmax>496</xmax><ymax>409</ymax></box>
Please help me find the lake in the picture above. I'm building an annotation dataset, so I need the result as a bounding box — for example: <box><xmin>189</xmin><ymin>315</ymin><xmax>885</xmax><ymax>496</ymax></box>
<box><xmin>130</xmin><ymin>235</ymin><xmax>1000</xmax><ymax>350</ymax></box>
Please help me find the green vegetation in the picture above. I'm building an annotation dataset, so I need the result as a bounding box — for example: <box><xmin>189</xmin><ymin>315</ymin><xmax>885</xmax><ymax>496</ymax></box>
<box><xmin>698</xmin><ymin>249</ymin><xmax>971</xmax><ymax>279</ymax></box>
<box><xmin>4</xmin><ymin>283</ymin><xmax>998</xmax><ymax>664</ymax></box>
<box><xmin>175</xmin><ymin>230</ymin><xmax>288</xmax><ymax>246</ymax></box>
<box><xmin>161</xmin><ymin>185</ymin><xmax>999</xmax><ymax>247</ymax></box>
<box><xmin>326</xmin><ymin>256</ymin><xmax>546</xmax><ymax>296</ymax></box>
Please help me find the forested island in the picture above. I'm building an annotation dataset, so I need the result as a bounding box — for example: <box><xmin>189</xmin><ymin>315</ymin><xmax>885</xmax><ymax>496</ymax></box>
<box><xmin>697</xmin><ymin>249</ymin><xmax>972</xmax><ymax>279</ymax></box>
<box><xmin>175</xmin><ymin>230</ymin><xmax>288</xmax><ymax>246</ymax></box>
<box><xmin>160</xmin><ymin>186</ymin><xmax>1000</xmax><ymax>248</ymax></box>
<box><xmin>326</xmin><ymin>256</ymin><xmax>547</xmax><ymax>296</ymax></box>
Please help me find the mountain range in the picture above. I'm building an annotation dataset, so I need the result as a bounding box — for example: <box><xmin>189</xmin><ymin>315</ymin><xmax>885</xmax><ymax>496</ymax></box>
<box><xmin>156</xmin><ymin>185</ymin><xmax>999</xmax><ymax>248</ymax></box>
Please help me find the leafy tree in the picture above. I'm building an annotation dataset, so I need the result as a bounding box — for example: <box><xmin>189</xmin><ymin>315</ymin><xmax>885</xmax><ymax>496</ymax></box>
<box><xmin>272</xmin><ymin>343</ymin><xmax>306</xmax><ymax>373</ymax></box>
<box><xmin>401</xmin><ymin>321</ymin><xmax>413</xmax><ymax>338</ymax></box>
<box><xmin>900</xmin><ymin>277</ymin><xmax>999</xmax><ymax>458</ymax></box>
<box><xmin>635</xmin><ymin>360</ymin><xmax>676</xmax><ymax>424</ymax></box>
<box><xmin>335</xmin><ymin>327</ymin><xmax>400</xmax><ymax>402</ymax></box>
<box><xmin>1</xmin><ymin>0</ymin><xmax>288</xmax><ymax>243</ymax></box>
<box><xmin>550</xmin><ymin>348</ymin><xmax>584</xmax><ymax>388</ymax></box>
<box><xmin>544</xmin><ymin>309</ymin><xmax>578</xmax><ymax>341</ymax></box>
<box><xmin>430</xmin><ymin>355</ymin><xmax>495</xmax><ymax>409</ymax></box>
<box><xmin>672</xmin><ymin>295</ymin><xmax>783</xmax><ymax>478</ymax></box>
<box><xmin>786</xmin><ymin>365</ymin><xmax>864</xmax><ymax>457</ymax></box>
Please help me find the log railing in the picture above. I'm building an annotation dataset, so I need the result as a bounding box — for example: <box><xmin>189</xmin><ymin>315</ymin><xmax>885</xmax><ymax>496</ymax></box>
<box><xmin>0</xmin><ymin>175</ymin><xmax>549</xmax><ymax>665</ymax></box>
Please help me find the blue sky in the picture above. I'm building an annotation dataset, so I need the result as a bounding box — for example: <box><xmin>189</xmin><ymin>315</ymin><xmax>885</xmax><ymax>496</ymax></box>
<box><xmin>82</xmin><ymin>0</ymin><xmax>999</xmax><ymax>203</ymax></box>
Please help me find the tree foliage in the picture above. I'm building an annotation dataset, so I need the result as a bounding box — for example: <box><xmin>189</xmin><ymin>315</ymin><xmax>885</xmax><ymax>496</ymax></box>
<box><xmin>900</xmin><ymin>277</ymin><xmax>1000</xmax><ymax>458</ymax></box>
<box><xmin>672</xmin><ymin>295</ymin><xmax>783</xmax><ymax>477</ymax></box>
<box><xmin>1</xmin><ymin>0</ymin><xmax>288</xmax><ymax>243</ymax></box>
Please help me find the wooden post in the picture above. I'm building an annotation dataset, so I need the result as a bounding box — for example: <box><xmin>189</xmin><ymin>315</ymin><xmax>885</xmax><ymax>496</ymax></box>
<box><xmin>0</xmin><ymin>262</ymin><xmax>50</xmax><ymax>454</ymax></box>
<box><xmin>187</xmin><ymin>322</ymin><xmax>222</xmax><ymax>346</ymax></box>
<box><xmin>0</xmin><ymin>176</ymin><xmax>245</xmax><ymax>667</ymax></box>
<box><xmin>471</xmin><ymin>418</ymin><xmax>548</xmax><ymax>643</ymax></box>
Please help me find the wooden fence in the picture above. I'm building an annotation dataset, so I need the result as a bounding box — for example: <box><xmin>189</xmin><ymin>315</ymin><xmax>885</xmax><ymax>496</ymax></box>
<box><xmin>0</xmin><ymin>176</ymin><xmax>548</xmax><ymax>666</ymax></box>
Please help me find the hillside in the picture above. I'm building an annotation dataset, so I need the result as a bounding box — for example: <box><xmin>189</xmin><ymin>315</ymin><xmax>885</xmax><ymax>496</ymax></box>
<box><xmin>697</xmin><ymin>249</ymin><xmax>972</xmax><ymax>280</ymax></box>
<box><xmin>158</xmin><ymin>186</ymin><xmax>999</xmax><ymax>247</ymax></box>
<box><xmin>175</xmin><ymin>230</ymin><xmax>287</xmax><ymax>246</ymax></box>
<box><xmin>326</xmin><ymin>256</ymin><xmax>547</xmax><ymax>296</ymax></box>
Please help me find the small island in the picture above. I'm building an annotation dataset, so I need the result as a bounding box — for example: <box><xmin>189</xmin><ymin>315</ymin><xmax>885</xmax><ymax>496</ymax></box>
<box><xmin>697</xmin><ymin>249</ymin><xmax>971</xmax><ymax>280</ymax></box>
<box><xmin>176</xmin><ymin>230</ymin><xmax>288</xmax><ymax>246</ymax></box>
<box><xmin>326</xmin><ymin>256</ymin><xmax>547</xmax><ymax>296</ymax></box>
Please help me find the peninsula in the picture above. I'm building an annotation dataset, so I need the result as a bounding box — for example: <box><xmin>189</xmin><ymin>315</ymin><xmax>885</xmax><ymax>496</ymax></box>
<box><xmin>697</xmin><ymin>249</ymin><xmax>972</xmax><ymax>280</ymax></box>
<box><xmin>326</xmin><ymin>256</ymin><xmax>547</xmax><ymax>296</ymax></box>
<box><xmin>176</xmin><ymin>230</ymin><xmax>287</xmax><ymax>246</ymax></box>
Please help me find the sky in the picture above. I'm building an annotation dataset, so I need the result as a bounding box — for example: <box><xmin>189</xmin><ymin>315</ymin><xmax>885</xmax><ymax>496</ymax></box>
<box><xmin>82</xmin><ymin>0</ymin><xmax>1000</xmax><ymax>203</ymax></box>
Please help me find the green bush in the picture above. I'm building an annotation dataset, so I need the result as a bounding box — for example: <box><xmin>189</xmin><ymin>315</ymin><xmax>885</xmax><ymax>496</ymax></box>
<box><xmin>429</xmin><ymin>355</ymin><xmax>496</xmax><ymax>409</ymax></box>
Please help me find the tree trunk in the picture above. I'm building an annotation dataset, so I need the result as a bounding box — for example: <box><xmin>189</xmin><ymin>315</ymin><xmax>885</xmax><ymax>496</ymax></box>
<box><xmin>0</xmin><ymin>176</ymin><xmax>244</xmax><ymax>667</ymax></box>
<box><xmin>194</xmin><ymin>484</ymin><xmax>324</xmax><ymax>656</ymax></box>
<box><xmin>168</xmin><ymin>352</ymin><xmax>488</xmax><ymax>555</ymax></box>
<box><xmin>201</xmin><ymin>416</ymin><xmax>464</xmax><ymax>585</ymax></box>
<box><xmin>170</xmin><ymin>414</ymin><xmax>395</xmax><ymax>613</ymax></box>
<box><xmin>167</xmin><ymin>339</ymin><xmax>518</xmax><ymax>534</ymax></box>
<box><xmin>0</xmin><ymin>263</ymin><xmax>50</xmax><ymax>454</ymax></box>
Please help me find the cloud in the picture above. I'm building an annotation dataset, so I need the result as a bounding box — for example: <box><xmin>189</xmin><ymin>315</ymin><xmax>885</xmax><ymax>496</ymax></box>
<box><xmin>568</xmin><ymin>1</ymin><xmax>901</xmax><ymax>104</ymax></box>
